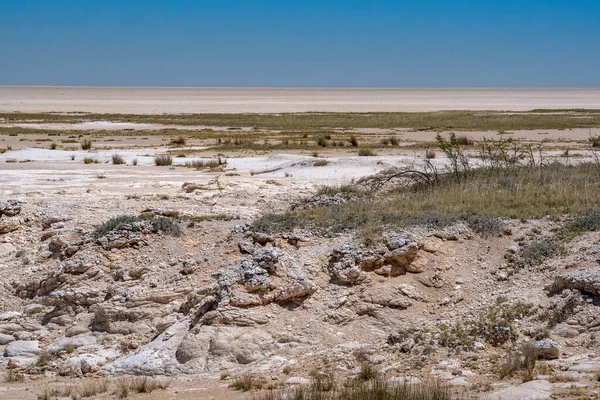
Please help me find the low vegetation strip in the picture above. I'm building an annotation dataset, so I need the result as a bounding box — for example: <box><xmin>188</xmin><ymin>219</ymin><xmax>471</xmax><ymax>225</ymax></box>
<box><xmin>252</xmin><ymin>162</ymin><xmax>600</xmax><ymax>235</ymax></box>
<box><xmin>3</xmin><ymin>110</ymin><xmax>600</xmax><ymax>130</ymax></box>
<box><xmin>256</xmin><ymin>377</ymin><xmax>456</xmax><ymax>400</ymax></box>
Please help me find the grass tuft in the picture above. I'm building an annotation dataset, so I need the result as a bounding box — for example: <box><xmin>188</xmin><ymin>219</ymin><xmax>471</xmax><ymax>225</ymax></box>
<box><xmin>357</xmin><ymin>149</ymin><xmax>376</xmax><ymax>157</ymax></box>
<box><xmin>112</xmin><ymin>154</ymin><xmax>125</xmax><ymax>165</ymax></box>
<box><xmin>81</xmin><ymin>139</ymin><xmax>93</xmax><ymax>150</ymax></box>
<box><xmin>154</xmin><ymin>154</ymin><xmax>173</xmax><ymax>166</ymax></box>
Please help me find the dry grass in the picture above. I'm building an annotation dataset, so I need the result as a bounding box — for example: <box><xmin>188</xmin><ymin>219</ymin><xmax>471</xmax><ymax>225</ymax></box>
<box><xmin>358</xmin><ymin>149</ymin><xmax>376</xmax><ymax>156</ymax></box>
<box><xmin>154</xmin><ymin>154</ymin><xmax>173</xmax><ymax>166</ymax></box>
<box><xmin>79</xmin><ymin>380</ymin><xmax>109</xmax><ymax>397</ymax></box>
<box><xmin>80</xmin><ymin>139</ymin><xmax>93</xmax><ymax>150</ymax></box>
<box><xmin>252</xmin><ymin>163</ymin><xmax>600</xmax><ymax>234</ymax></box>
<box><xmin>83</xmin><ymin>157</ymin><xmax>100</xmax><ymax>164</ymax></box>
<box><xmin>256</xmin><ymin>377</ymin><xmax>456</xmax><ymax>400</ymax></box>
<box><xmin>184</xmin><ymin>158</ymin><xmax>226</xmax><ymax>169</ymax></box>
<box><xmin>498</xmin><ymin>343</ymin><xmax>539</xmax><ymax>382</ymax></box>
<box><xmin>169</xmin><ymin>136</ymin><xmax>186</xmax><ymax>146</ymax></box>
<box><xmin>229</xmin><ymin>374</ymin><xmax>266</xmax><ymax>392</ymax></box>
<box><xmin>114</xmin><ymin>377</ymin><xmax>170</xmax><ymax>398</ymax></box>
<box><xmin>4</xmin><ymin>110</ymin><xmax>600</xmax><ymax>130</ymax></box>
<box><xmin>112</xmin><ymin>154</ymin><xmax>125</xmax><ymax>164</ymax></box>
<box><xmin>5</xmin><ymin>369</ymin><xmax>24</xmax><ymax>382</ymax></box>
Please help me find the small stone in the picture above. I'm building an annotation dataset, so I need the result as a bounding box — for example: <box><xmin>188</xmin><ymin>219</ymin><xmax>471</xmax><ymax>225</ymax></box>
<box><xmin>534</xmin><ymin>339</ymin><xmax>559</xmax><ymax>360</ymax></box>
<box><xmin>286</xmin><ymin>377</ymin><xmax>310</xmax><ymax>385</ymax></box>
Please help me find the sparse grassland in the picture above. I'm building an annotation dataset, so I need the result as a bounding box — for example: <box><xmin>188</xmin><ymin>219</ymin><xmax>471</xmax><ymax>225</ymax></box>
<box><xmin>184</xmin><ymin>158</ymin><xmax>226</xmax><ymax>169</ymax></box>
<box><xmin>256</xmin><ymin>377</ymin><xmax>455</xmax><ymax>400</ymax></box>
<box><xmin>252</xmin><ymin>162</ymin><xmax>600</xmax><ymax>235</ymax></box>
<box><xmin>4</xmin><ymin>110</ymin><xmax>600</xmax><ymax>130</ymax></box>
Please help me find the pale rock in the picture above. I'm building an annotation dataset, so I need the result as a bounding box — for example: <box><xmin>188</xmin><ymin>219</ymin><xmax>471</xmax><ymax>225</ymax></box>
<box><xmin>65</xmin><ymin>325</ymin><xmax>91</xmax><ymax>338</ymax></box>
<box><xmin>405</xmin><ymin>252</ymin><xmax>429</xmax><ymax>273</ymax></box>
<box><xmin>360</xmin><ymin>286</ymin><xmax>411</xmax><ymax>309</ymax></box>
<box><xmin>286</xmin><ymin>377</ymin><xmax>310</xmax><ymax>385</ymax></box>
<box><xmin>0</xmin><ymin>333</ymin><xmax>15</xmax><ymax>345</ymax></box>
<box><xmin>4</xmin><ymin>340</ymin><xmax>40</xmax><ymax>357</ymax></box>
<box><xmin>23</xmin><ymin>304</ymin><xmax>44</xmax><ymax>315</ymax></box>
<box><xmin>398</xmin><ymin>283</ymin><xmax>424</xmax><ymax>301</ymax></box>
<box><xmin>486</xmin><ymin>379</ymin><xmax>551</xmax><ymax>400</ymax></box>
<box><xmin>534</xmin><ymin>339</ymin><xmax>559</xmax><ymax>360</ymax></box>
<box><xmin>0</xmin><ymin>311</ymin><xmax>22</xmax><ymax>321</ymax></box>
<box><xmin>552</xmin><ymin>324</ymin><xmax>579</xmax><ymax>339</ymax></box>
<box><xmin>388</xmin><ymin>376</ymin><xmax>422</xmax><ymax>385</ymax></box>
<box><xmin>0</xmin><ymin>218</ymin><xmax>19</xmax><ymax>234</ymax></box>
<box><xmin>48</xmin><ymin>334</ymin><xmax>97</xmax><ymax>353</ymax></box>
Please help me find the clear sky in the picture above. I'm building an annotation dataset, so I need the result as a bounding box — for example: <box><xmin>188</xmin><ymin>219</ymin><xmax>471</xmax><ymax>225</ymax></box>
<box><xmin>1</xmin><ymin>0</ymin><xmax>599</xmax><ymax>87</ymax></box>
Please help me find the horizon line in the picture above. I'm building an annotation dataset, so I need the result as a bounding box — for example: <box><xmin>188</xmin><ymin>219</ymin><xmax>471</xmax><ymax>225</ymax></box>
<box><xmin>2</xmin><ymin>85</ymin><xmax>600</xmax><ymax>90</ymax></box>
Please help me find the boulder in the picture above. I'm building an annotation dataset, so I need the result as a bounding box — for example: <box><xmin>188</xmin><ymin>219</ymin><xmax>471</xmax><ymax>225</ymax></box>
<box><xmin>0</xmin><ymin>200</ymin><xmax>22</xmax><ymax>217</ymax></box>
<box><xmin>0</xmin><ymin>218</ymin><xmax>19</xmax><ymax>234</ymax></box>
<box><xmin>286</xmin><ymin>377</ymin><xmax>310</xmax><ymax>385</ymax></box>
<box><xmin>549</xmin><ymin>269</ymin><xmax>600</xmax><ymax>296</ymax></box>
<box><xmin>328</xmin><ymin>232</ymin><xmax>421</xmax><ymax>284</ymax></box>
<box><xmin>486</xmin><ymin>379</ymin><xmax>551</xmax><ymax>400</ymax></box>
<box><xmin>4</xmin><ymin>340</ymin><xmax>40</xmax><ymax>357</ymax></box>
<box><xmin>534</xmin><ymin>339</ymin><xmax>559</xmax><ymax>360</ymax></box>
<box><xmin>360</xmin><ymin>286</ymin><xmax>411</xmax><ymax>309</ymax></box>
<box><xmin>0</xmin><ymin>333</ymin><xmax>15</xmax><ymax>345</ymax></box>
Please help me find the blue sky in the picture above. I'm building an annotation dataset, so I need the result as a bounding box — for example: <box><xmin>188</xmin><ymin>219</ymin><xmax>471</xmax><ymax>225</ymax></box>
<box><xmin>1</xmin><ymin>0</ymin><xmax>599</xmax><ymax>87</ymax></box>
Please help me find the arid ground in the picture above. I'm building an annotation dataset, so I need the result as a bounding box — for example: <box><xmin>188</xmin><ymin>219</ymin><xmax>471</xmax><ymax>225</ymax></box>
<box><xmin>2</xmin><ymin>88</ymin><xmax>600</xmax><ymax>400</ymax></box>
<box><xmin>2</xmin><ymin>87</ymin><xmax>600</xmax><ymax>113</ymax></box>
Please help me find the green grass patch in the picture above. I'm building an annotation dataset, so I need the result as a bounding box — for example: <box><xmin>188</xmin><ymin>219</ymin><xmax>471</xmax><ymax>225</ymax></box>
<box><xmin>252</xmin><ymin>163</ymin><xmax>600</xmax><ymax>235</ymax></box>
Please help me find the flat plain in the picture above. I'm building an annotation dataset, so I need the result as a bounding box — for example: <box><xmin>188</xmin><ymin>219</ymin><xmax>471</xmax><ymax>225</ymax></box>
<box><xmin>1</xmin><ymin>86</ymin><xmax>600</xmax><ymax>113</ymax></box>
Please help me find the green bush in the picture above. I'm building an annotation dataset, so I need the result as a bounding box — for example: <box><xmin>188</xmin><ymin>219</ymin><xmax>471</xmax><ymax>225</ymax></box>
<box><xmin>568</xmin><ymin>210</ymin><xmax>600</xmax><ymax>232</ymax></box>
<box><xmin>94</xmin><ymin>215</ymin><xmax>181</xmax><ymax>238</ymax></box>
<box><xmin>520</xmin><ymin>239</ymin><xmax>558</xmax><ymax>266</ymax></box>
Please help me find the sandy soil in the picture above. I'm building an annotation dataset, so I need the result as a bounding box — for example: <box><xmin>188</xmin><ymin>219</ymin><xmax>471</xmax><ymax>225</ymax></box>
<box><xmin>1</xmin><ymin>87</ymin><xmax>600</xmax><ymax>114</ymax></box>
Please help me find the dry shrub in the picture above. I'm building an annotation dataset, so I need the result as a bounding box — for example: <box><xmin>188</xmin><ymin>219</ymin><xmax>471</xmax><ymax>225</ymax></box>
<box><xmin>154</xmin><ymin>154</ymin><xmax>173</xmax><ymax>166</ymax></box>
<box><xmin>498</xmin><ymin>343</ymin><xmax>538</xmax><ymax>382</ymax></box>
<box><xmin>169</xmin><ymin>136</ymin><xmax>186</xmax><ymax>146</ymax></box>
<box><xmin>229</xmin><ymin>375</ymin><xmax>265</xmax><ymax>392</ymax></box>
<box><xmin>425</xmin><ymin>149</ymin><xmax>436</xmax><ymax>159</ymax></box>
<box><xmin>83</xmin><ymin>157</ymin><xmax>99</xmax><ymax>164</ymax></box>
<box><xmin>317</xmin><ymin>136</ymin><xmax>330</xmax><ymax>147</ymax></box>
<box><xmin>116</xmin><ymin>377</ymin><xmax>170</xmax><ymax>396</ymax></box>
<box><xmin>80</xmin><ymin>139</ymin><xmax>93</xmax><ymax>150</ymax></box>
<box><xmin>185</xmin><ymin>158</ymin><xmax>226</xmax><ymax>169</ymax></box>
<box><xmin>78</xmin><ymin>380</ymin><xmax>109</xmax><ymax>398</ymax></box>
<box><xmin>356</xmin><ymin>362</ymin><xmax>378</xmax><ymax>381</ymax></box>
<box><xmin>313</xmin><ymin>160</ymin><xmax>329</xmax><ymax>167</ymax></box>
<box><xmin>455</xmin><ymin>135</ymin><xmax>474</xmax><ymax>145</ymax></box>
<box><xmin>358</xmin><ymin>149</ymin><xmax>376</xmax><ymax>156</ymax></box>
<box><xmin>5</xmin><ymin>368</ymin><xmax>24</xmax><ymax>382</ymax></box>
<box><xmin>112</xmin><ymin>154</ymin><xmax>125</xmax><ymax>165</ymax></box>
